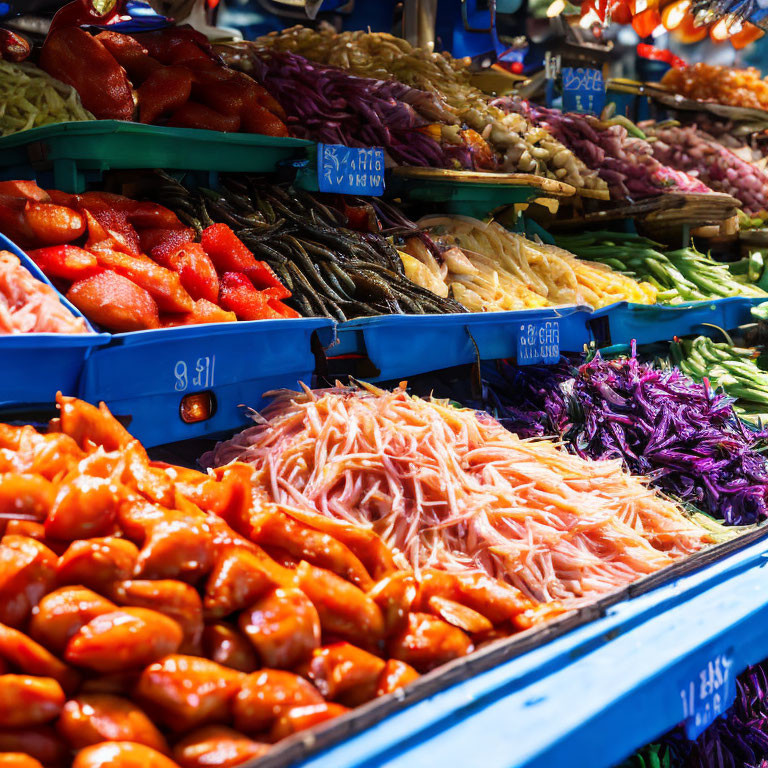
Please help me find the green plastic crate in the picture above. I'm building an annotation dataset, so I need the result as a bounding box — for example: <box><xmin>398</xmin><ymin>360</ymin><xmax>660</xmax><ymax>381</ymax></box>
<box><xmin>0</xmin><ymin>120</ymin><xmax>315</xmax><ymax>192</ymax></box>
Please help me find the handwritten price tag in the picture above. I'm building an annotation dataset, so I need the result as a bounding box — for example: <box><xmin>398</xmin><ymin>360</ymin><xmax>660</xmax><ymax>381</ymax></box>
<box><xmin>516</xmin><ymin>320</ymin><xmax>560</xmax><ymax>365</ymax></box>
<box><xmin>174</xmin><ymin>355</ymin><xmax>216</xmax><ymax>392</ymax></box>
<box><xmin>680</xmin><ymin>651</ymin><xmax>736</xmax><ymax>740</ymax></box>
<box><xmin>317</xmin><ymin>144</ymin><xmax>385</xmax><ymax>196</ymax></box>
<box><xmin>562</xmin><ymin>67</ymin><xmax>605</xmax><ymax>115</ymax></box>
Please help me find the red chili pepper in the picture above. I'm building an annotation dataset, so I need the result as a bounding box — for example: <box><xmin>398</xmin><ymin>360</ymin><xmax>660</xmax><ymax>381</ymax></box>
<box><xmin>39</xmin><ymin>28</ymin><xmax>134</xmax><ymax>121</ymax></box>
<box><xmin>23</xmin><ymin>201</ymin><xmax>86</xmax><ymax>246</ymax></box>
<box><xmin>139</xmin><ymin>228</ymin><xmax>195</xmax><ymax>264</ymax></box>
<box><xmin>0</xmin><ymin>180</ymin><xmax>49</xmax><ymax>202</ymax></box>
<box><xmin>27</xmin><ymin>245</ymin><xmax>101</xmax><ymax>282</ymax></box>
<box><xmin>200</xmin><ymin>223</ymin><xmax>285</xmax><ymax>290</ymax></box>
<box><xmin>138</xmin><ymin>66</ymin><xmax>193</xmax><ymax>124</ymax></box>
<box><xmin>131</xmin><ymin>28</ymin><xmax>215</xmax><ymax>66</ymax></box>
<box><xmin>167</xmin><ymin>242</ymin><xmax>220</xmax><ymax>304</ymax></box>
<box><xmin>96</xmin><ymin>31</ymin><xmax>163</xmax><ymax>85</ymax></box>
<box><xmin>218</xmin><ymin>272</ymin><xmax>270</xmax><ymax>321</ymax></box>
<box><xmin>0</xmin><ymin>29</ymin><xmax>30</xmax><ymax>63</ymax></box>
<box><xmin>83</xmin><ymin>210</ymin><xmax>140</xmax><ymax>256</ymax></box>
<box><xmin>48</xmin><ymin>0</ymin><xmax>125</xmax><ymax>35</ymax></box>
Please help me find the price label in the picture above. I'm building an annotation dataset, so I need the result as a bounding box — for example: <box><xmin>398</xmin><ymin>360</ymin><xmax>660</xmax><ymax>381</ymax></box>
<box><xmin>562</xmin><ymin>67</ymin><xmax>605</xmax><ymax>115</ymax></box>
<box><xmin>174</xmin><ymin>355</ymin><xmax>215</xmax><ymax>392</ymax></box>
<box><xmin>516</xmin><ymin>320</ymin><xmax>560</xmax><ymax>365</ymax></box>
<box><xmin>679</xmin><ymin>651</ymin><xmax>736</xmax><ymax>740</ymax></box>
<box><xmin>317</xmin><ymin>144</ymin><xmax>385</xmax><ymax>196</ymax></box>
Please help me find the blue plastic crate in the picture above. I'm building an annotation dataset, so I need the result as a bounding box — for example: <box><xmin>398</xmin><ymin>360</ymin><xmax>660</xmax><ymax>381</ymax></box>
<box><xmin>590</xmin><ymin>297</ymin><xmax>765</xmax><ymax>347</ymax></box>
<box><xmin>0</xmin><ymin>234</ymin><xmax>109</xmax><ymax>407</ymax></box>
<box><xmin>80</xmin><ymin>319</ymin><xmax>334</xmax><ymax>447</ymax></box>
<box><xmin>334</xmin><ymin>307</ymin><xmax>593</xmax><ymax>382</ymax></box>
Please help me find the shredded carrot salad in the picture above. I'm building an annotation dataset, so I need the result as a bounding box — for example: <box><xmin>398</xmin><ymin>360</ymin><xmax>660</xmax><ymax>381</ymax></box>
<box><xmin>205</xmin><ymin>384</ymin><xmax>720</xmax><ymax>607</ymax></box>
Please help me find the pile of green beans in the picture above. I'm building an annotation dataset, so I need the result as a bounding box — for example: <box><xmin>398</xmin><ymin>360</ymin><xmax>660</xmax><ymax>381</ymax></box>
<box><xmin>555</xmin><ymin>232</ymin><xmax>767</xmax><ymax>304</ymax></box>
<box><xmin>670</xmin><ymin>335</ymin><xmax>768</xmax><ymax>421</ymax></box>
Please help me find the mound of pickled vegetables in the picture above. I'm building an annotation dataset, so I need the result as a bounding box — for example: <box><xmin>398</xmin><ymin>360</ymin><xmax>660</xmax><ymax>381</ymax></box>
<box><xmin>0</xmin><ymin>180</ymin><xmax>296</xmax><ymax>331</ymax></box>
<box><xmin>38</xmin><ymin>27</ymin><xmax>288</xmax><ymax>135</ymax></box>
<box><xmin>400</xmin><ymin>216</ymin><xmax>657</xmax><ymax>310</ymax></box>
<box><xmin>240</xmin><ymin>25</ymin><xmax>606</xmax><ymax>188</ymax></box>
<box><xmin>0</xmin><ymin>395</ymin><xmax>553</xmax><ymax>768</ymax></box>
<box><xmin>205</xmin><ymin>383</ymin><xmax>721</xmax><ymax>606</ymax></box>
<box><xmin>0</xmin><ymin>251</ymin><xmax>87</xmax><ymax>334</ymax></box>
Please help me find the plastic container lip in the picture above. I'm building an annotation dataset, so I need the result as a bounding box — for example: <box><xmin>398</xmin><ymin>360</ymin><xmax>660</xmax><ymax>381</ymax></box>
<box><xmin>0</xmin><ymin>119</ymin><xmax>316</xmax><ymax>148</ymax></box>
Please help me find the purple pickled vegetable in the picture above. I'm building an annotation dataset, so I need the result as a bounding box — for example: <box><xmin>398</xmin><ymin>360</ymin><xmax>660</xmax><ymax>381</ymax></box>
<box><xmin>645</xmin><ymin>124</ymin><xmax>768</xmax><ymax>215</ymax></box>
<box><xmin>480</xmin><ymin>353</ymin><xmax>768</xmax><ymax>525</ymax></box>
<box><xmin>553</xmin><ymin>353</ymin><xmax>768</xmax><ymax>525</ymax></box>
<box><xmin>233</xmin><ymin>48</ymin><xmax>485</xmax><ymax>170</ymax></box>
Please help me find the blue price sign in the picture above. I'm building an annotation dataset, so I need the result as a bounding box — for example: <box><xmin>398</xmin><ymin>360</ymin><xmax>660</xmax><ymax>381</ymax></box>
<box><xmin>562</xmin><ymin>67</ymin><xmax>605</xmax><ymax>115</ymax></box>
<box><xmin>516</xmin><ymin>320</ymin><xmax>560</xmax><ymax>365</ymax></box>
<box><xmin>680</xmin><ymin>651</ymin><xmax>736</xmax><ymax>740</ymax></box>
<box><xmin>317</xmin><ymin>144</ymin><xmax>385</xmax><ymax>196</ymax></box>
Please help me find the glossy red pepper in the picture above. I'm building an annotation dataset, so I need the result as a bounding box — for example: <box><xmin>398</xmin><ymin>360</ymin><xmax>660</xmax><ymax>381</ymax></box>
<box><xmin>39</xmin><ymin>28</ymin><xmax>134</xmax><ymax>121</ymax></box>
<box><xmin>138</xmin><ymin>66</ymin><xmax>193</xmax><ymax>124</ymax></box>
<box><xmin>96</xmin><ymin>31</ymin><xmax>163</xmax><ymax>85</ymax></box>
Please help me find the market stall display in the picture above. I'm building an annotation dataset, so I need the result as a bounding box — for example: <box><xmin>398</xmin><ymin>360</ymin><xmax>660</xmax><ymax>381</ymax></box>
<box><xmin>644</xmin><ymin>122</ymin><xmax>768</xmax><ymax>215</ymax></box>
<box><xmin>0</xmin><ymin>180</ymin><xmax>297</xmax><ymax>330</ymax></box>
<box><xmin>203</xmin><ymin>382</ymin><xmax>727</xmax><ymax>607</ymax></box>
<box><xmin>4</xmin><ymin>3</ymin><xmax>768</xmax><ymax>766</ymax></box>
<box><xmin>476</xmin><ymin>353</ymin><xmax>768</xmax><ymax>525</ymax></box>
<box><xmin>0</xmin><ymin>394</ymin><xmax>557</xmax><ymax>767</ymax></box>
<box><xmin>38</xmin><ymin>27</ymin><xmax>289</xmax><ymax>136</ymax></box>
<box><xmin>226</xmin><ymin>27</ymin><xmax>606</xmax><ymax>189</ymax></box>
<box><xmin>148</xmin><ymin>174</ymin><xmax>467</xmax><ymax>320</ymax></box>
<box><xmin>662</xmin><ymin>64</ymin><xmax>768</xmax><ymax>112</ymax></box>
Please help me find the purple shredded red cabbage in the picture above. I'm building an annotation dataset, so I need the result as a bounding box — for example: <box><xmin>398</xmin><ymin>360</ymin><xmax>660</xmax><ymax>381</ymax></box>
<box><xmin>479</xmin><ymin>354</ymin><xmax>768</xmax><ymax>525</ymax></box>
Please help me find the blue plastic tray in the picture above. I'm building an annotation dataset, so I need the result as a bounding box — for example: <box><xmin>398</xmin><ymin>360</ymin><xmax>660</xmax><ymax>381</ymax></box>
<box><xmin>0</xmin><ymin>234</ymin><xmax>108</xmax><ymax>407</ymax></box>
<box><xmin>589</xmin><ymin>297</ymin><xmax>765</xmax><ymax>347</ymax></box>
<box><xmin>333</xmin><ymin>307</ymin><xmax>593</xmax><ymax>381</ymax></box>
<box><xmin>79</xmin><ymin>318</ymin><xmax>334</xmax><ymax>447</ymax></box>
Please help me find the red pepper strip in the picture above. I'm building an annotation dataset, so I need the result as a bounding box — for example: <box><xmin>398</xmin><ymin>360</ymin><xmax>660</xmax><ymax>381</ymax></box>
<box><xmin>0</xmin><ymin>29</ymin><xmax>30</xmax><ymax>63</ymax></box>
<box><xmin>166</xmin><ymin>242</ymin><xmax>220</xmax><ymax>304</ymax></box>
<box><xmin>48</xmin><ymin>0</ymin><xmax>125</xmax><ymax>35</ymax></box>
<box><xmin>218</xmin><ymin>272</ymin><xmax>274</xmax><ymax>321</ymax></box>
<box><xmin>0</xmin><ymin>181</ymin><xmax>49</xmax><ymax>202</ymax></box>
<box><xmin>138</xmin><ymin>66</ymin><xmax>193</xmax><ymax>124</ymax></box>
<box><xmin>23</xmin><ymin>201</ymin><xmax>86</xmax><ymax>246</ymax></box>
<box><xmin>27</xmin><ymin>245</ymin><xmax>101</xmax><ymax>282</ymax></box>
<box><xmin>266</xmin><ymin>299</ymin><xmax>300</xmax><ymax>319</ymax></box>
<box><xmin>94</xmin><ymin>249</ymin><xmax>195</xmax><ymax>314</ymax></box>
<box><xmin>96</xmin><ymin>30</ymin><xmax>162</xmax><ymax>84</ymax></box>
<box><xmin>139</xmin><ymin>228</ymin><xmax>195</xmax><ymax>263</ymax></box>
<box><xmin>39</xmin><ymin>28</ymin><xmax>134</xmax><ymax>121</ymax></box>
<box><xmin>83</xmin><ymin>209</ymin><xmax>140</xmax><ymax>256</ymax></box>
<box><xmin>199</xmin><ymin>222</ymin><xmax>259</xmax><ymax>273</ymax></box>
<box><xmin>77</xmin><ymin>192</ymin><xmax>183</xmax><ymax>230</ymax></box>
<box><xmin>132</xmin><ymin>28</ymin><xmax>216</xmax><ymax>66</ymax></box>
